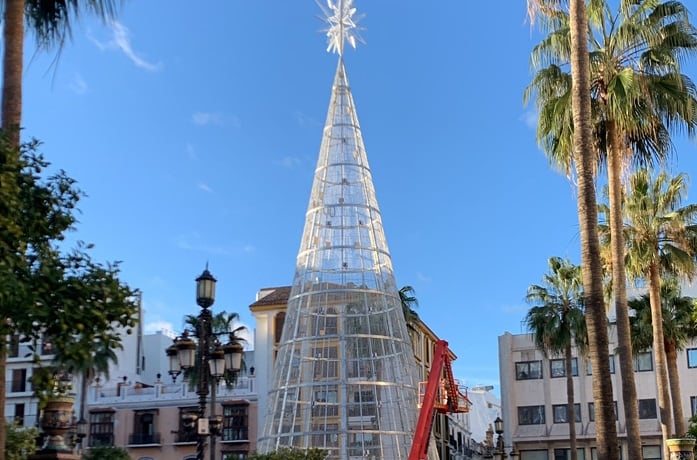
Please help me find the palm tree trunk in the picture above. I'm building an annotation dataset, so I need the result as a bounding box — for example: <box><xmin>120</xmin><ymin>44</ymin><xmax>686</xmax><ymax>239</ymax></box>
<box><xmin>606</xmin><ymin>122</ymin><xmax>643</xmax><ymax>459</ymax></box>
<box><xmin>566</xmin><ymin>342</ymin><xmax>578</xmax><ymax>460</ymax></box>
<box><xmin>569</xmin><ymin>1</ymin><xmax>618</xmax><ymax>459</ymax></box>
<box><xmin>648</xmin><ymin>261</ymin><xmax>673</xmax><ymax>458</ymax></box>
<box><xmin>665</xmin><ymin>340</ymin><xmax>685</xmax><ymax>435</ymax></box>
<box><xmin>1</xmin><ymin>0</ymin><xmax>25</xmax><ymax>148</ymax></box>
<box><xmin>0</xmin><ymin>2</ymin><xmax>25</xmax><ymax>456</ymax></box>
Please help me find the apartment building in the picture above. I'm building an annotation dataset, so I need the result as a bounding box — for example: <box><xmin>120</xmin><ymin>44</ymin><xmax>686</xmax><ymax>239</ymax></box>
<box><xmin>85</xmin><ymin>372</ymin><xmax>257</xmax><ymax>460</ymax></box>
<box><xmin>498</xmin><ymin>331</ymin><xmax>697</xmax><ymax>460</ymax></box>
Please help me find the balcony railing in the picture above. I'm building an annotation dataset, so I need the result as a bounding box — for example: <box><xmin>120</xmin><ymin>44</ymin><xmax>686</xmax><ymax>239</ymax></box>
<box><xmin>89</xmin><ymin>434</ymin><xmax>114</xmax><ymax>447</ymax></box>
<box><xmin>222</xmin><ymin>428</ymin><xmax>249</xmax><ymax>442</ymax></box>
<box><xmin>128</xmin><ymin>432</ymin><xmax>161</xmax><ymax>445</ymax></box>
<box><xmin>89</xmin><ymin>377</ymin><xmax>255</xmax><ymax>405</ymax></box>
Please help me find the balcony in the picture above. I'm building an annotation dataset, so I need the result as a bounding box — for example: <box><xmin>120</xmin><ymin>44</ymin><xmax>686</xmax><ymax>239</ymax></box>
<box><xmin>128</xmin><ymin>432</ymin><xmax>161</xmax><ymax>446</ymax></box>
<box><xmin>90</xmin><ymin>377</ymin><xmax>255</xmax><ymax>405</ymax></box>
<box><xmin>89</xmin><ymin>434</ymin><xmax>114</xmax><ymax>447</ymax></box>
<box><xmin>222</xmin><ymin>428</ymin><xmax>249</xmax><ymax>442</ymax></box>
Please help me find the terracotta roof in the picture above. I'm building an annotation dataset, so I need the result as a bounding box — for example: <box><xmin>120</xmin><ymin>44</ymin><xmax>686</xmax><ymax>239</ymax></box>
<box><xmin>249</xmin><ymin>286</ymin><xmax>292</xmax><ymax>307</ymax></box>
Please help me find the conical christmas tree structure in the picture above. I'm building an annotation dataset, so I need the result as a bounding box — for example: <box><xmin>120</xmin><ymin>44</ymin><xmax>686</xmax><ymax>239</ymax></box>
<box><xmin>258</xmin><ymin>3</ymin><xmax>419</xmax><ymax>459</ymax></box>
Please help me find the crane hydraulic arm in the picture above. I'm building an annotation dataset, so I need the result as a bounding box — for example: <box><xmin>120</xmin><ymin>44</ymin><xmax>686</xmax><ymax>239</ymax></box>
<box><xmin>408</xmin><ymin>340</ymin><xmax>470</xmax><ymax>460</ymax></box>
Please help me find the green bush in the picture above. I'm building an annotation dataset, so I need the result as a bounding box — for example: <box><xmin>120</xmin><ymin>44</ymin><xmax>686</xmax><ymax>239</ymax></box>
<box><xmin>81</xmin><ymin>445</ymin><xmax>130</xmax><ymax>460</ymax></box>
<box><xmin>247</xmin><ymin>447</ymin><xmax>327</xmax><ymax>460</ymax></box>
<box><xmin>6</xmin><ymin>424</ymin><xmax>38</xmax><ymax>460</ymax></box>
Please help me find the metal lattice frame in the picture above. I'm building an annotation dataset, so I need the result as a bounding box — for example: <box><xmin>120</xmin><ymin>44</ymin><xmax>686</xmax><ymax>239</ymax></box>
<box><xmin>258</xmin><ymin>58</ymin><xmax>419</xmax><ymax>460</ymax></box>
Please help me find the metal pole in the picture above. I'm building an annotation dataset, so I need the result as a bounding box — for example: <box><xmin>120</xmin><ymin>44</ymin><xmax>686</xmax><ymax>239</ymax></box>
<box><xmin>210</xmin><ymin>377</ymin><xmax>217</xmax><ymax>460</ymax></box>
<box><xmin>197</xmin><ymin>307</ymin><xmax>212</xmax><ymax>460</ymax></box>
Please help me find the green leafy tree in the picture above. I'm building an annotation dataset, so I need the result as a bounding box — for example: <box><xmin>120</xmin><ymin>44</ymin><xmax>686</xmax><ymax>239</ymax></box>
<box><xmin>630</xmin><ymin>279</ymin><xmax>697</xmax><ymax>436</ymax></box>
<box><xmin>525</xmin><ymin>257</ymin><xmax>587</xmax><ymax>460</ymax></box>
<box><xmin>622</xmin><ymin>169</ymin><xmax>697</xmax><ymax>439</ymax></box>
<box><xmin>81</xmin><ymin>445</ymin><xmax>130</xmax><ymax>460</ymax></box>
<box><xmin>5</xmin><ymin>424</ymin><xmax>38</xmax><ymax>460</ymax></box>
<box><xmin>248</xmin><ymin>448</ymin><xmax>327</xmax><ymax>460</ymax></box>
<box><xmin>0</xmin><ymin>137</ymin><xmax>138</xmax><ymax>458</ymax></box>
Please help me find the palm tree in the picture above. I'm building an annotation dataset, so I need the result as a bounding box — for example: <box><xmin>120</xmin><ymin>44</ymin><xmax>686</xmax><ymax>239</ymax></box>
<box><xmin>1</xmin><ymin>0</ymin><xmax>119</xmax><ymax>146</ymax></box>
<box><xmin>622</xmin><ymin>169</ymin><xmax>697</xmax><ymax>442</ymax></box>
<box><xmin>398</xmin><ymin>285</ymin><xmax>420</xmax><ymax>325</ymax></box>
<box><xmin>526</xmin><ymin>2</ymin><xmax>697</xmax><ymax>456</ymax></box>
<box><xmin>525</xmin><ymin>256</ymin><xmax>587</xmax><ymax>460</ymax></box>
<box><xmin>526</xmin><ymin>1</ymin><xmax>621</xmax><ymax>457</ymax></box>
<box><xmin>630</xmin><ymin>278</ymin><xmax>697</xmax><ymax>435</ymax></box>
<box><xmin>54</xmin><ymin>336</ymin><xmax>119</xmax><ymax>422</ymax></box>
<box><xmin>182</xmin><ymin>310</ymin><xmax>248</xmax><ymax>387</ymax></box>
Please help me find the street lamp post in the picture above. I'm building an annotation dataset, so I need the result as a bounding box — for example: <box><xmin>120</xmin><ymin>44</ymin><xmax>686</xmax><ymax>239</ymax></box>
<box><xmin>493</xmin><ymin>416</ymin><xmax>517</xmax><ymax>460</ymax></box>
<box><xmin>167</xmin><ymin>266</ymin><xmax>243</xmax><ymax>460</ymax></box>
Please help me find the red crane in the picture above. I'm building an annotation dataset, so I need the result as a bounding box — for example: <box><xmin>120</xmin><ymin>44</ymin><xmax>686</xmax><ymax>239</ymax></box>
<box><xmin>408</xmin><ymin>340</ymin><xmax>471</xmax><ymax>460</ymax></box>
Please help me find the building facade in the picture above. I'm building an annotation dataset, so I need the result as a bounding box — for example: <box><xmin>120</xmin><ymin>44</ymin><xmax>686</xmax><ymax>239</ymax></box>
<box><xmin>498</xmin><ymin>331</ymin><xmax>697</xmax><ymax>460</ymax></box>
<box><xmin>85</xmin><ymin>363</ymin><xmax>258</xmax><ymax>460</ymax></box>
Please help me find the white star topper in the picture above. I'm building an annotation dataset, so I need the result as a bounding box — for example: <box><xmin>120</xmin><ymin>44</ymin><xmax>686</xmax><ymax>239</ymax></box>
<box><xmin>317</xmin><ymin>0</ymin><xmax>365</xmax><ymax>55</ymax></box>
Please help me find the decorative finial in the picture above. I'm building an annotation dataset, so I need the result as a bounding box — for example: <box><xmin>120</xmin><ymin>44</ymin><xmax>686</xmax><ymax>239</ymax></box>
<box><xmin>317</xmin><ymin>0</ymin><xmax>365</xmax><ymax>56</ymax></box>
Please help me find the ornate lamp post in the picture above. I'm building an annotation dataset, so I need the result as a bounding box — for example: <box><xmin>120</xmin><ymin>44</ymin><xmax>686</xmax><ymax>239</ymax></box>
<box><xmin>167</xmin><ymin>266</ymin><xmax>243</xmax><ymax>460</ymax></box>
<box><xmin>493</xmin><ymin>416</ymin><xmax>517</xmax><ymax>460</ymax></box>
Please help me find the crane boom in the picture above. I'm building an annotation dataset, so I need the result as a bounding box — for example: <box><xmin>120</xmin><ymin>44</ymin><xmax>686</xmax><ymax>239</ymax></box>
<box><xmin>408</xmin><ymin>340</ymin><xmax>470</xmax><ymax>460</ymax></box>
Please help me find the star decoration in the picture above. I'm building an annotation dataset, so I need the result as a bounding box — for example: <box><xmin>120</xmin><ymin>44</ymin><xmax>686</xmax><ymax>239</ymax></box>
<box><xmin>317</xmin><ymin>0</ymin><xmax>365</xmax><ymax>55</ymax></box>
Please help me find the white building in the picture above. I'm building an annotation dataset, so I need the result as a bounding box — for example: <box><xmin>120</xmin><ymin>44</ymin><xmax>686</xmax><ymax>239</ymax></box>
<box><xmin>498</xmin><ymin>331</ymin><xmax>697</xmax><ymax>460</ymax></box>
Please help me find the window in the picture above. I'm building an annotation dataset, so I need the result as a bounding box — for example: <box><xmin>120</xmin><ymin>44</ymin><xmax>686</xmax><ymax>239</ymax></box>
<box><xmin>222</xmin><ymin>404</ymin><xmax>249</xmax><ymax>442</ymax></box>
<box><xmin>40</xmin><ymin>333</ymin><xmax>54</xmax><ymax>355</ymax></box>
<box><xmin>274</xmin><ymin>312</ymin><xmax>285</xmax><ymax>344</ymax></box>
<box><xmin>13</xmin><ymin>403</ymin><xmax>24</xmax><ymax>426</ymax></box>
<box><xmin>591</xmin><ymin>447</ymin><xmax>622</xmax><ymax>460</ymax></box>
<box><xmin>176</xmin><ymin>407</ymin><xmax>198</xmax><ymax>443</ymax></box>
<box><xmin>550</xmin><ymin>358</ymin><xmax>578</xmax><ymax>378</ymax></box>
<box><xmin>325</xmin><ymin>307</ymin><xmax>338</xmax><ymax>334</ymax></box>
<box><xmin>552</xmin><ymin>404</ymin><xmax>581</xmax><ymax>423</ymax></box>
<box><xmin>687</xmin><ymin>348</ymin><xmax>697</xmax><ymax>368</ymax></box>
<box><xmin>311</xmin><ymin>423</ymin><xmax>339</xmax><ymax>448</ymax></box>
<box><xmin>314</xmin><ymin>387</ymin><xmax>339</xmax><ymax>417</ymax></box>
<box><xmin>634</xmin><ymin>352</ymin><xmax>653</xmax><ymax>372</ymax></box>
<box><xmin>10</xmin><ymin>368</ymin><xmax>26</xmax><ymax>393</ymax></box>
<box><xmin>222</xmin><ymin>454</ymin><xmax>247</xmax><ymax>460</ymax></box>
<box><xmin>8</xmin><ymin>335</ymin><xmax>19</xmax><ymax>358</ymax></box>
<box><xmin>588</xmin><ymin>401</ymin><xmax>618</xmax><ymax>421</ymax></box>
<box><xmin>130</xmin><ymin>410</ymin><xmax>159</xmax><ymax>445</ymax></box>
<box><xmin>691</xmin><ymin>396</ymin><xmax>697</xmax><ymax>417</ymax></box>
<box><xmin>586</xmin><ymin>355</ymin><xmax>615</xmax><ymax>375</ymax></box>
<box><xmin>516</xmin><ymin>361</ymin><xmax>542</xmax><ymax>380</ymax></box>
<box><xmin>89</xmin><ymin>411</ymin><xmax>114</xmax><ymax>447</ymax></box>
<box><xmin>642</xmin><ymin>446</ymin><xmax>661</xmax><ymax>460</ymax></box>
<box><xmin>554</xmin><ymin>449</ymin><xmax>585</xmax><ymax>460</ymax></box>
<box><xmin>520</xmin><ymin>450</ymin><xmax>549</xmax><ymax>460</ymax></box>
<box><xmin>518</xmin><ymin>405</ymin><xmax>545</xmax><ymax>425</ymax></box>
<box><xmin>639</xmin><ymin>399</ymin><xmax>657</xmax><ymax>419</ymax></box>
<box><xmin>313</xmin><ymin>346</ymin><xmax>338</xmax><ymax>378</ymax></box>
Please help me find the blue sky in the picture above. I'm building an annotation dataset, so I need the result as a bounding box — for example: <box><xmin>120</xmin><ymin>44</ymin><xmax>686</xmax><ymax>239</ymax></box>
<box><xmin>17</xmin><ymin>1</ymin><xmax>697</xmax><ymax>393</ymax></box>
